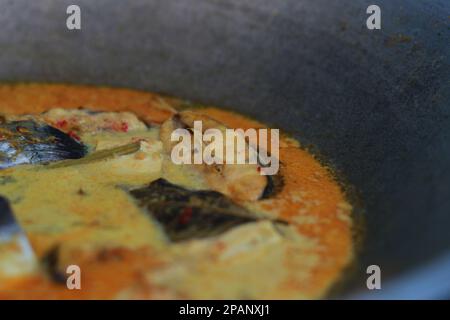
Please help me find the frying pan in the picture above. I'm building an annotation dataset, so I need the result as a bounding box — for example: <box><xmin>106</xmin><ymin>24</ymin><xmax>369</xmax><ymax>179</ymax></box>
<box><xmin>0</xmin><ymin>0</ymin><xmax>449</xmax><ymax>299</ymax></box>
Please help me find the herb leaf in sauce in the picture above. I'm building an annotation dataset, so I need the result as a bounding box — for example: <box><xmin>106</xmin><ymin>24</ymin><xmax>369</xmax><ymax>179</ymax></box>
<box><xmin>45</xmin><ymin>142</ymin><xmax>140</xmax><ymax>169</ymax></box>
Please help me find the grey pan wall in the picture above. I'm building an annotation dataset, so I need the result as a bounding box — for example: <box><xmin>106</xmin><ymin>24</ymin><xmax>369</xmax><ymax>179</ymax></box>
<box><xmin>0</xmin><ymin>0</ymin><xmax>449</xmax><ymax>298</ymax></box>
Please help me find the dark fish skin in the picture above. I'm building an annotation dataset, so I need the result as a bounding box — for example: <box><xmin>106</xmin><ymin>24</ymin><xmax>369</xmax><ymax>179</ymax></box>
<box><xmin>261</xmin><ymin>174</ymin><xmax>285</xmax><ymax>199</ymax></box>
<box><xmin>0</xmin><ymin>195</ymin><xmax>21</xmax><ymax>236</ymax></box>
<box><xmin>0</xmin><ymin>120</ymin><xmax>87</xmax><ymax>169</ymax></box>
<box><xmin>0</xmin><ymin>195</ymin><xmax>36</xmax><ymax>263</ymax></box>
<box><xmin>41</xmin><ymin>246</ymin><xmax>67</xmax><ymax>284</ymax></box>
<box><xmin>130</xmin><ymin>179</ymin><xmax>261</xmax><ymax>242</ymax></box>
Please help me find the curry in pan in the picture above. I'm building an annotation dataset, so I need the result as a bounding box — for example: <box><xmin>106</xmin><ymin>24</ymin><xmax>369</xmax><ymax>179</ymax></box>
<box><xmin>0</xmin><ymin>83</ymin><xmax>353</xmax><ymax>299</ymax></box>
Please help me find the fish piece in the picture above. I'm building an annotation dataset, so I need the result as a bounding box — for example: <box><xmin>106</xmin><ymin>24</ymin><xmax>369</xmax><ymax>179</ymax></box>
<box><xmin>130</xmin><ymin>179</ymin><xmax>285</xmax><ymax>242</ymax></box>
<box><xmin>42</xmin><ymin>108</ymin><xmax>148</xmax><ymax>135</ymax></box>
<box><xmin>0</xmin><ymin>196</ymin><xmax>36</xmax><ymax>276</ymax></box>
<box><xmin>0</xmin><ymin>120</ymin><xmax>87</xmax><ymax>169</ymax></box>
<box><xmin>160</xmin><ymin>111</ymin><xmax>268</xmax><ymax>202</ymax></box>
<box><xmin>5</xmin><ymin>108</ymin><xmax>149</xmax><ymax>136</ymax></box>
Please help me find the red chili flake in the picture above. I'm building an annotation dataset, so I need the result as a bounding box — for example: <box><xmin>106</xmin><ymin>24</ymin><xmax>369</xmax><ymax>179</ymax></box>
<box><xmin>68</xmin><ymin>131</ymin><xmax>81</xmax><ymax>141</ymax></box>
<box><xmin>120</xmin><ymin>122</ymin><xmax>129</xmax><ymax>132</ymax></box>
<box><xmin>110</xmin><ymin>121</ymin><xmax>128</xmax><ymax>132</ymax></box>
<box><xmin>55</xmin><ymin>119</ymin><xmax>68</xmax><ymax>128</ymax></box>
<box><xmin>178</xmin><ymin>207</ymin><xmax>193</xmax><ymax>224</ymax></box>
<box><xmin>215</xmin><ymin>241</ymin><xmax>226</xmax><ymax>252</ymax></box>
